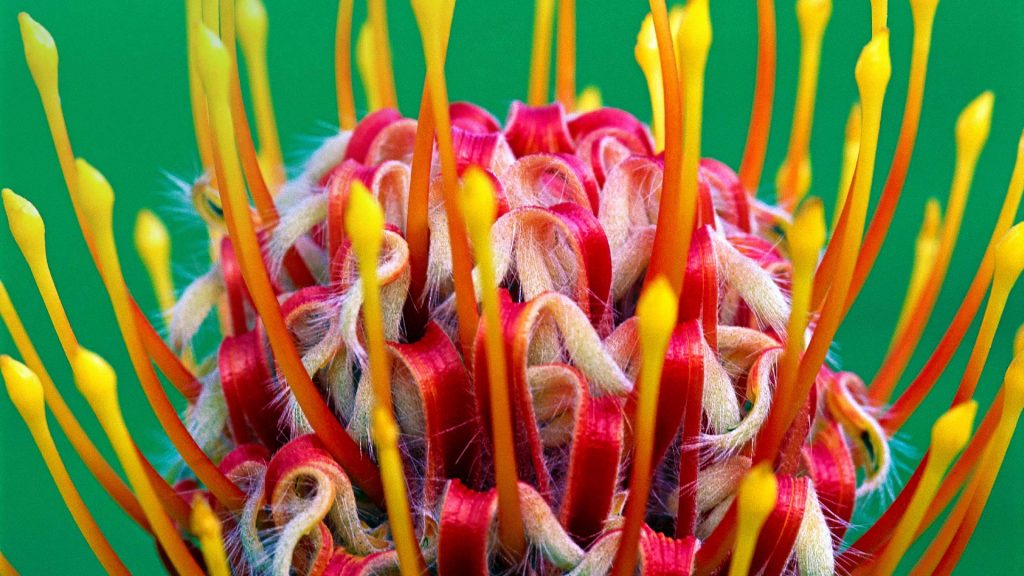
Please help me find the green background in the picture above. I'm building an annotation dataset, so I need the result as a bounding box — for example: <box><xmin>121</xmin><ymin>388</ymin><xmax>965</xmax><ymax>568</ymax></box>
<box><xmin>1</xmin><ymin>0</ymin><xmax>1022</xmax><ymax>573</ymax></box>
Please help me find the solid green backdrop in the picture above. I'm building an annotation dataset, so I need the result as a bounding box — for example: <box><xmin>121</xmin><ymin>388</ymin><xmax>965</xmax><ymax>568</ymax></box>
<box><xmin>1</xmin><ymin>0</ymin><xmax>1022</xmax><ymax>573</ymax></box>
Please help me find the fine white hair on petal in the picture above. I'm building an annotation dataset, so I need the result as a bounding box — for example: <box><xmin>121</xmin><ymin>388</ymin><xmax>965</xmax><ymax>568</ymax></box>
<box><xmin>169</xmin><ymin>267</ymin><xmax>224</xmax><ymax>352</ymax></box>
<box><xmin>796</xmin><ymin>485</ymin><xmax>835</xmax><ymax>576</ymax></box>
<box><xmin>711</xmin><ymin>230</ymin><xmax>790</xmax><ymax>335</ymax></box>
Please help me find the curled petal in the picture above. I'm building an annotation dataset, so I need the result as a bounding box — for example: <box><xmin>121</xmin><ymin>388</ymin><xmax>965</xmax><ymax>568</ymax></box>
<box><xmin>504</xmin><ymin>101</ymin><xmax>575</xmax><ymax>157</ymax></box>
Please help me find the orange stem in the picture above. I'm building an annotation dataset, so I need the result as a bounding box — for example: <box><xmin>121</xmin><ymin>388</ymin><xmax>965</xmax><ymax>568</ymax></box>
<box><xmin>737</xmin><ymin>0</ymin><xmax>776</xmax><ymax>194</ymax></box>
<box><xmin>554</xmin><ymin>0</ymin><xmax>576</xmax><ymax>110</ymax></box>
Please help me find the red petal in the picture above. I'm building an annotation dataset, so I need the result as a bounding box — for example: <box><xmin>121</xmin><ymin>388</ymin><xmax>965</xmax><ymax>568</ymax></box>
<box><xmin>751</xmin><ymin>475</ymin><xmax>809</xmax><ymax>576</ymax></box>
<box><xmin>805</xmin><ymin>420</ymin><xmax>856</xmax><ymax>539</ymax></box>
<box><xmin>218</xmin><ymin>329</ymin><xmax>285</xmax><ymax>449</ymax></box>
<box><xmin>450</xmin><ymin>102</ymin><xmax>501</xmax><ymax>133</ymax></box>
<box><xmin>640</xmin><ymin>528</ymin><xmax>698</xmax><ymax>576</ymax></box>
<box><xmin>438</xmin><ymin>480</ymin><xmax>498</xmax><ymax>576</ymax></box>
<box><xmin>341</xmin><ymin>108</ymin><xmax>403</xmax><ymax>166</ymax></box>
<box><xmin>504</xmin><ymin>101</ymin><xmax>575</xmax><ymax>157</ymax></box>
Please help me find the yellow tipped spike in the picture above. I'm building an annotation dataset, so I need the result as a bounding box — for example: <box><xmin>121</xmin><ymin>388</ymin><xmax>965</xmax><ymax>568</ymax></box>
<box><xmin>368</xmin><ymin>0</ymin><xmax>398</xmax><ymax>110</ymax></box>
<box><xmin>528</xmin><ymin>0</ymin><xmax>556</xmax><ymax>106</ymax></box>
<box><xmin>459</xmin><ymin>166</ymin><xmax>526</xmax><ymax>555</ymax></box>
<box><xmin>18</xmin><ymin>13</ymin><xmax>58</xmax><ymax>98</ymax></box>
<box><xmin>762</xmin><ymin>31</ymin><xmax>890</xmax><ymax>463</ymax></box>
<box><xmin>777</xmin><ymin>198</ymin><xmax>826</xmax><ymax>404</ymax></box>
<box><xmin>635</xmin><ymin>13</ymin><xmax>666</xmax><ymax>151</ymax></box>
<box><xmin>874</xmin><ymin>401</ymin><xmax>976</xmax><ymax>576</ymax></box>
<box><xmin>72</xmin><ymin>348</ymin><xmax>202</xmax><ymax>576</ymax></box>
<box><xmin>612</xmin><ymin>276</ymin><xmax>678</xmax><ymax>576</ymax></box>
<box><xmin>2</xmin><ymin>188</ymin><xmax>78</xmax><ymax>359</ymax></box>
<box><xmin>411</xmin><ymin>0</ymin><xmax>482</xmax><ymax>356</ymax></box>
<box><xmin>891</xmin><ymin>199</ymin><xmax>941</xmax><ymax>344</ymax></box>
<box><xmin>576</xmin><ymin>85</ymin><xmax>602</xmax><ymax>113</ymax></box>
<box><xmin>729</xmin><ymin>463</ymin><xmax>778</xmax><ymax>576</ymax></box>
<box><xmin>345</xmin><ymin>182</ymin><xmax>425</xmax><ymax>575</ymax></box>
<box><xmin>237</xmin><ymin>0</ymin><xmax>285</xmax><ymax>188</ymax></box>
<box><xmin>191</xmin><ymin>496</ymin><xmax>230</xmax><ymax>576</ymax></box>
<box><xmin>335</xmin><ymin>0</ymin><xmax>358</xmax><ymax>130</ymax></box>
<box><xmin>777</xmin><ymin>0</ymin><xmax>831</xmax><ymax>207</ymax></box>
<box><xmin>1</xmin><ymin>356</ymin><xmax>129</xmax><ymax>576</ymax></box>
<box><xmin>134</xmin><ymin>210</ymin><xmax>176</xmax><ymax>319</ymax></box>
<box><xmin>834</xmin><ymin>103</ymin><xmax>861</xmax><ymax>228</ymax></box>
<box><xmin>75</xmin><ymin>158</ymin><xmax>245</xmax><ymax>509</ymax></box>
<box><xmin>356</xmin><ymin>22</ymin><xmax>383</xmax><ymax>112</ymax></box>
<box><xmin>956</xmin><ymin>91</ymin><xmax>995</xmax><ymax>159</ymax></box>
<box><xmin>186</xmin><ymin>0</ymin><xmax>216</xmax><ymax>172</ymax></box>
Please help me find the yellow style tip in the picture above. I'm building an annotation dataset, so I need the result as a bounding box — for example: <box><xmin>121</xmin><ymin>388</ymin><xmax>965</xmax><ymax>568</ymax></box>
<box><xmin>634</xmin><ymin>13</ymin><xmax>658</xmax><ymax>69</ymax></box>
<box><xmin>931</xmin><ymin>400</ymin><xmax>977</xmax><ymax>461</ymax></box>
<box><xmin>993</xmin><ymin>222</ymin><xmax>1024</xmax><ymax>286</ymax></box>
<box><xmin>236</xmin><ymin>0</ymin><xmax>268</xmax><ymax>50</ymax></box>
<box><xmin>677</xmin><ymin>0</ymin><xmax>712</xmax><ymax>64</ymax></box>
<box><xmin>0</xmin><ymin>355</ymin><xmax>46</xmax><ymax>426</ymax></box>
<box><xmin>459</xmin><ymin>166</ymin><xmax>499</xmax><ymax>242</ymax></box>
<box><xmin>2</xmin><ymin>188</ymin><xmax>46</xmax><ymax>259</ymax></box>
<box><xmin>134</xmin><ymin>209</ymin><xmax>170</xmax><ymax>260</ymax></box>
<box><xmin>71</xmin><ymin>347</ymin><xmax>118</xmax><ymax>407</ymax></box>
<box><xmin>855</xmin><ymin>30</ymin><xmax>892</xmax><ymax>110</ymax></box>
<box><xmin>955</xmin><ymin>91</ymin><xmax>995</xmax><ymax>157</ymax></box>
<box><xmin>18</xmin><ymin>12</ymin><xmax>58</xmax><ymax>93</ymax></box>
<box><xmin>636</xmin><ymin>276</ymin><xmax>678</xmax><ymax>349</ymax></box>
<box><xmin>577</xmin><ymin>86</ymin><xmax>603</xmax><ymax>113</ymax></box>
<box><xmin>343</xmin><ymin>181</ymin><xmax>385</xmax><ymax>262</ymax></box>
<box><xmin>1004</xmin><ymin>352</ymin><xmax>1024</xmax><ymax>414</ymax></box>
<box><xmin>195</xmin><ymin>25</ymin><xmax>231</xmax><ymax>101</ymax></box>
<box><xmin>789</xmin><ymin>197</ymin><xmax>826</xmax><ymax>270</ymax></box>
<box><xmin>74</xmin><ymin>159</ymin><xmax>115</xmax><ymax>233</ymax></box>
<box><xmin>737</xmin><ymin>462</ymin><xmax>778</xmax><ymax>524</ymax></box>
<box><xmin>796</xmin><ymin>0</ymin><xmax>832</xmax><ymax>37</ymax></box>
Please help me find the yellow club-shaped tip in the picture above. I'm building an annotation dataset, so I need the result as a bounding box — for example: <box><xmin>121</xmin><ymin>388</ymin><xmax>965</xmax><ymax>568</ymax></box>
<box><xmin>1004</xmin><ymin>353</ymin><xmax>1024</xmax><ymax>414</ymax></box>
<box><xmin>796</xmin><ymin>0</ymin><xmax>832</xmax><ymax>37</ymax></box>
<box><xmin>636</xmin><ymin>275</ymin><xmax>678</xmax><ymax>350</ymax></box>
<box><xmin>931</xmin><ymin>400</ymin><xmax>977</xmax><ymax>461</ymax></box>
<box><xmin>993</xmin><ymin>222</ymin><xmax>1024</xmax><ymax>286</ymax></box>
<box><xmin>2</xmin><ymin>188</ymin><xmax>46</xmax><ymax>259</ymax></box>
<box><xmin>459</xmin><ymin>166</ymin><xmax>499</xmax><ymax>242</ymax></box>
<box><xmin>0</xmin><ymin>355</ymin><xmax>46</xmax><ymax>425</ymax></box>
<box><xmin>737</xmin><ymin>462</ymin><xmax>778</xmax><ymax>522</ymax></box>
<box><xmin>854</xmin><ymin>30</ymin><xmax>891</xmax><ymax>110</ymax></box>
<box><xmin>344</xmin><ymin>181</ymin><xmax>385</xmax><ymax>262</ymax></box>
<box><xmin>18</xmin><ymin>12</ymin><xmax>58</xmax><ymax>92</ymax></box>
<box><xmin>677</xmin><ymin>0</ymin><xmax>712</xmax><ymax>61</ymax></box>
<box><xmin>134</xmin><ymin>209</ymin><xmax>171</xmax><ymax>262</ymax></box>
<box><xmin>577</xmin><ymin>86</ymin><xmax>603</xmax><ymax>113</ymax></box>
<box><xmin>74</xmin><ymin>159</ymin><xmax>115</xmax><ymax>233</ymax></box>
<box><xmin>955</xmin><ymin>91</ymin><xmax>995</xmax><ymax>158</ymax></box>
<box><xmin>634</xmin><ymin>13</ymin><xmax>657</xmax><ymax>66</ymax></box>
<box><xmin>236</xmin><ymin>0</ymin><xmax>268</xmax><ymax>49</ymax></box>
<box><xmin>72</xmin><ymin>347</ymin><xmax>118</xmax><ymax>405</ymax></box>
<box><xmin>196</xmin><ymin>25</ymin><xmax>231</xmax><ymax>101</ymax></box>
<box><xmin>789</xmin><ymin>197</ymin><xmax>826</xmax><ymax>270</ymax></box>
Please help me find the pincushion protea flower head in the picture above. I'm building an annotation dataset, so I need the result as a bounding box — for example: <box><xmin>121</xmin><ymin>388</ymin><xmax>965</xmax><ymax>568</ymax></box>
<box><xmin>2</xmin><ymin>0</ymin><xmax>1023</xmax><ymax>574</ymax></box>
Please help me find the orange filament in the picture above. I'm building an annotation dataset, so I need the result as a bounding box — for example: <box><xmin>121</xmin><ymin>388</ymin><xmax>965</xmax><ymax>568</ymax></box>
<box><xmin>1</xmin><ymin>356</ymin><xmax>130</xmax><ymax>576</ymax></box>
<box><xmin>833</xmin><ymin>104</ymin><xmax>861</xmax><ymax>228</ymax></box>
<box><xmin>528</xmin><ymin>0</ymin><xmax>555</xmax><ymax>106</ymax></box>
<box><xmin>554</xmin><ymin>0</ymin><xmax>576</xmax><ymax>110</ymax></box>
<box><xmin>369</xmin><ymin>0</ymin><xmax>398</xmax><ymax>110</ymax></box>
<box><xmin>911</xmin><ymin>355</ymin><xmax>1024</xmax><ymax>576</ymax></box>
<box><xmin>869</xmin><ymin>401</ymin><xmax>976</xmax><ymax>576</ymax></box>
<box><xmin>335</xmin><ymin>0</ymin><xmax>357</xmax><ymax>130</ymax></box>
<box><xmin>75</xmin><ymin>159</ymin><xmax>245</xmax><ymax>510</ymax></box>
<box><xmin>411</xmin><ymin>0</ymin><xmax>481</xmax><ymax>356</ymax></box>
<box><xmin>776</xmin><ymin>0</ymin><xmax>831</xmax><ymax>208</ymax></box>
<box><xmin>346</xmin><ymin>183</ymin><xmax>426</xmax><ymax>574</ymax></box>
<box><xmin>737</xmin><ymin>0</ymin><xmax>776</xmax><ymax>193</ymax></box>
<box><xmin>196</xmin><ymin>27</ymin><xmax>384</xmax><ymax>502</ymax></box>
<box><xmin>461</xmin><ymin>168</ymin><xmax>527</xmax><ymax>556</ymax></box>
<box><xmin>889</xmin><ymin>198</ymin><xmax>940</xmax><ymax>345</ymax></box>
<box><xmin>647</xmin><ymin>0</ymin><xmax>710</xmax><ymax>296</ymax></box>
<box><xmin>869</xmin><ymin>92</ymin><xmax>994</xmax><ymax>402</ymax></box>
<box><xmin>191</xmin><ymin>496</ymin><xmax>231</xmax><ymax>576</ymax></box>
<box><xmin>879</xmin><ymin>130</ymin><xmax>1024</xmax><ymax>425</ymax></box>
<box><xmin>612</xmin><ymin>277</ymin><xmax>678</xmax><ymax>576</ymax></box>
<box><xmin>187</xmin><ymin>0</ymin><xmax>216</xmax><ymax>172</ymax></box>
<box><xmin>775</xmin><ymin>199</ymin><xmax>826</xmax><ymax>422</ymax></box>
<box><xmin>237</xmin><ymin>0</ymin><xmax>286</xmax><ymax>189</ymax></box>
<box><xmin>72</xmin><ymin>348</ymin><xmax>203</xmax><ymax>576</ymax></box>
<box><xmin>758</xmin><ymin>32</ymin><xmax>890</xmax><ymax>463</ymax></box>
<box><xmin>0</xmin><ymin>282</ymin><xmax>148</xmax><ymax>529</ymax></box>
<box><xmin>134</xmin><ymin>209</ymin><xmax>177</xmax><ymax>320</ymax></box>
<box><xmin>840</xmin><ymin>0</ymin><xmax>939</xmax><ymax>313</ymax></box>
<box><xmin>727</xmin><ymin>464</ymin><xmax>778</xmax><ymax>576</ymax></box>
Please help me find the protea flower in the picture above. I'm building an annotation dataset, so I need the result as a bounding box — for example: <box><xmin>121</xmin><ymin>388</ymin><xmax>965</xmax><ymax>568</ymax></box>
<box><xmin>2</xmin><ymin>0</ymin><xmax>1023</xmax><ymax>575</ymax></box>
